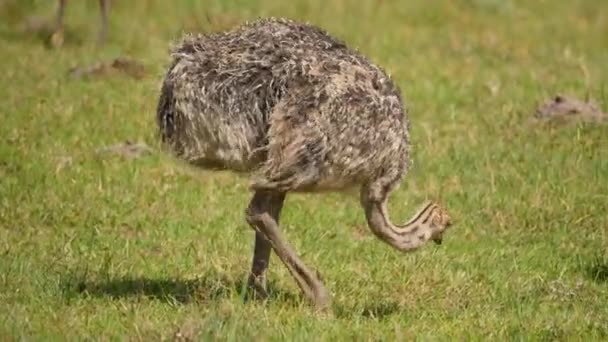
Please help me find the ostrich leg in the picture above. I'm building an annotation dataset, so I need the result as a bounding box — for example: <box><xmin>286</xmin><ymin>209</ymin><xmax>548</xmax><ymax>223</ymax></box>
<box><xmin>55</xmin><ymin>0</ymin><xmax>67</xmax><ymax>30</ymax></box>
<box><xmin>246</xmin><ymin>191</ymin><xmax>285</xmax><ymax>298</ymax></box>
<box><xmin>49</xmin><ymin>0</ymin><xmax>68</xmax><ymax>48</ymax></box>
<box><xmin>97</xmin><ymin>0</ymin><xmax>109</xmax><ymax>45</ymax></box>
<box><xmin>245</xmin><ymin>191</ymin><xmax>331</xmax><ymax>310</ymax></box>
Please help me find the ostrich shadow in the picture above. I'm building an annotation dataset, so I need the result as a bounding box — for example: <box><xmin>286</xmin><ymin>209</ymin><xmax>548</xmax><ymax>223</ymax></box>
<box><xmin>63</xmin><ymin>273</ymin><xmax>300</xmax><ymax>305</ymax></box>
<box><xmin>62</xmin><ymin>272</ymin><xmax>403</xmax><ymax>318</ymax></box>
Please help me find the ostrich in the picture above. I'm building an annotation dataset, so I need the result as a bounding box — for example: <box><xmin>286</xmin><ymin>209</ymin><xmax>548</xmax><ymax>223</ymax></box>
<box><xmin>156</xmin><ymin>17</ymin><xmax>452</xmax><ymax>310</ymax></box>
<box><xmin>52</xmin><ymin>0</ymin><xmax>109</xmax><ymax>46</ymax></box>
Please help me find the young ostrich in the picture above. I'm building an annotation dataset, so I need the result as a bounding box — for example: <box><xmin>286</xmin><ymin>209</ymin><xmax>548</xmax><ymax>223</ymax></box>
<box><xmin>157</xmin><ymin>18</ymin><xmax>452</xmax><ymax>309</ymax></box>
<box><xmin>53</xmin><ymin>0</ymin><xmax>109</xmax><ymax>45</ymax></box>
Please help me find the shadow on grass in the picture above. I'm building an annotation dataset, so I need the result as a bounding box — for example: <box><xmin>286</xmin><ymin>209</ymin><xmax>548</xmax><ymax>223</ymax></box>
<box><xmin>63</xmin><ymin>274</ymin><xmax>300</xmax><ymax>305</ymax></box>
<box><xmin>60</xmin><ymin>269</ymin><xmax>409</xmax><ymax>318</ymax></box>
<box><xmin>64</xmin><ymin>274</ymin><xmax>404</xmax><ymax>318</ymax></box>
<box><xmin>584</xmin><ymin>254</ymin><xmax>608</xmax><ymax>284</ymax></box>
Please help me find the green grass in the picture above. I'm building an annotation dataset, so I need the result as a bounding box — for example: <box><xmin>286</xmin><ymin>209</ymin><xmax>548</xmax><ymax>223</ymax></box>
<box><xmin>1</xmin><ymin>0</ymin><xmax>607</xmax><ymax>339</ymax></box>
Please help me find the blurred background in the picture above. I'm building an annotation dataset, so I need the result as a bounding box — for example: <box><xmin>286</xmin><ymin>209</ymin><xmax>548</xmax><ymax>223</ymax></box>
<box><xmin>0</xmin><ymin>0</ymin><xmax>607</xmax><ymax>339</ymax></box>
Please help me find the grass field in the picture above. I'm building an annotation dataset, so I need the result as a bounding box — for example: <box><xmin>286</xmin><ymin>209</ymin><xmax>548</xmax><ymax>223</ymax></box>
<box><xmin>1</xmin><ymin>0</ymin><xmax>607</xmax><ymax>340</ymax></box>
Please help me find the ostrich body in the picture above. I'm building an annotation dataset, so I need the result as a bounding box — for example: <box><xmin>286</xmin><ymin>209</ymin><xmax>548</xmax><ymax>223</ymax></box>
<box><xmin>157</xmin><ymin>18</ymin><xmax>451</xmax><ymax>309</ymax></box>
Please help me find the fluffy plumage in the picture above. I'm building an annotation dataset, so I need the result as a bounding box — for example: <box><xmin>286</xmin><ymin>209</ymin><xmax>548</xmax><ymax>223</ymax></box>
<box><xmin>157</xmin><ymin>17</ymin><xmax>411</xmax><ymax>196</ymax></box>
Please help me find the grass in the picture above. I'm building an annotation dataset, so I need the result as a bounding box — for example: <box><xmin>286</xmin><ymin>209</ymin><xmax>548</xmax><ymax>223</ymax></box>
<box><xmin>1</xmin><ymin>0</ymin><xmax>607</xmax><ymax>339</ymax></box>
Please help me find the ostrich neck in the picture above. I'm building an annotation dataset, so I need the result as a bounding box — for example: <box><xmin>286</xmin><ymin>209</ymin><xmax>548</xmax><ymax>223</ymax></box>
<box><xmin>362</xmin><ymin>196</ymin><xmax>434</xmax><ymax>252</ymax></box>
